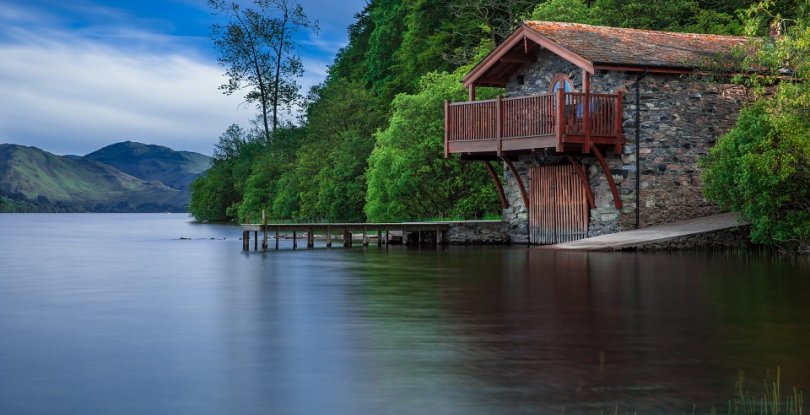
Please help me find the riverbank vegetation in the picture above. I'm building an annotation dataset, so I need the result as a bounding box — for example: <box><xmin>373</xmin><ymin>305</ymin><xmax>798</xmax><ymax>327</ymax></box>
<box><xmin>191</xmin><ymin>0</ymin><xmax>807</xmax><ymax>249</ymax></box>
<box><xmin>702</xmin><ymin>2</ymin><xmax>810</xmax><ymax>253</ymax></box>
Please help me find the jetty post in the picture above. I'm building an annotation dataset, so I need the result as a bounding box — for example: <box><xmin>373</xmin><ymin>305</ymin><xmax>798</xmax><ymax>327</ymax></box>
<box><xmin>240</xmin><ymin>222</ymin><xmax>456</xmax><ymax>252</ymax></box>
<box><xmin>262</xmin><ymin>210</ymin><xmax>268</xmax><ymax>251</ymax></box>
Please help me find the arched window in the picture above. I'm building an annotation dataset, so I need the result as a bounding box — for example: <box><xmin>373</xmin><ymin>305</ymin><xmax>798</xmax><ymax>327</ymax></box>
<box><xmin>549</xmin><ymin>74</ymin><xmax>574</xmax><ymax>93</ymax></box>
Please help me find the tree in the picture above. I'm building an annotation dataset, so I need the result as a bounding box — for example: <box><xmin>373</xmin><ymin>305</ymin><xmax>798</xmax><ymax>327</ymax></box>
<box><xmin>209</xmin><ymin>0</ymin><xmax>316</xmax><ymax>142</ymax></box>
<box><xmin>365</xmin><ymin>67</ymin><xmax>501</xmax><ymax>222</ymax></box>
<box><xmin>701</xmin><ymin>1</ymin><xmax>810</xmax><ymax>252</ymax></box>
<box><xmin>450</xmin><ymin>0</ymin><xmax>537</xmax><ymax>45</ymax></box>
<box><xmin>189</xmin><ymin>124</ymin><xmax>265</xmax><ymax>222</ymax></box>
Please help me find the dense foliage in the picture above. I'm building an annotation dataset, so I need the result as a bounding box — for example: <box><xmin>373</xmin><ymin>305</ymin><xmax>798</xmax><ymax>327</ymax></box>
<box><xmin>191</xmin><ymin>0</ymin><xmax>807</xmax><ymax>242</ymax></box>
<box><xmin>702</xmin><ymin>2</ymin><xmax>810</xmax><ymax>251</ymax></box>
<box><xmin>365</xmin><ymin>68</ymin><xmax>501</xmax><ymax>221</ymax></box>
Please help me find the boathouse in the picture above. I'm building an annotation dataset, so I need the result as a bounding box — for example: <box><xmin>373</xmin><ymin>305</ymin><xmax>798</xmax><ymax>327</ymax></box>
<box><xmin>445</xmin><ymin>21</ymin><xmax>751</xmax><ymax>244</ymax></box>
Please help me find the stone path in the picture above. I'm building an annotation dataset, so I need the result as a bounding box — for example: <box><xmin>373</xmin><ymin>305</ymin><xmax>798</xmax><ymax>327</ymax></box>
<box><xmin>543</xmin><ymin>213</ymin><xmax>744</xmax><ymax>251</ymax></box>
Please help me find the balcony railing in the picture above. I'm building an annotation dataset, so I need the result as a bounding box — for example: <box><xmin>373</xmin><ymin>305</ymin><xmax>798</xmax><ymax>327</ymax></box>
<box><xmin>444</xmin><ymin>90</ymin><xmax>623</xmax><ymax>156</ymax></box>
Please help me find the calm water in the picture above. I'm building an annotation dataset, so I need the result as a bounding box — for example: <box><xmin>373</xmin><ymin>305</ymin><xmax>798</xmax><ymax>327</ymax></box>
<box><xmin>1</xmin><ymin>214</ymin><xmax>809</xmax><ymax>414</ymax></box>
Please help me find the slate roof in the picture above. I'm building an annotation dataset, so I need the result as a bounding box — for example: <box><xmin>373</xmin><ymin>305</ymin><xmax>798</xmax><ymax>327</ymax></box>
<box><xmin>524</xmin><ymin>21</ymin><xmax>749</xmax><ymax>69</ymax></box>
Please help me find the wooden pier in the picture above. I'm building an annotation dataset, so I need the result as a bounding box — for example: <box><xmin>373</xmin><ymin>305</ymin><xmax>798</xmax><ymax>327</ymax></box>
<box><xmin>240</xmin><ymin>221</ymin><xmax>451</xmax><ymax>252</ymax></box>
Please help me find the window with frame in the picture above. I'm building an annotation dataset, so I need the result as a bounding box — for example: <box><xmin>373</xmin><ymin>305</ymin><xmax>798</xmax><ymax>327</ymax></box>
<box><xmin>549</xmin><ymin>74</ymin><xmax>574</xmax><ymax>93</ymax></box>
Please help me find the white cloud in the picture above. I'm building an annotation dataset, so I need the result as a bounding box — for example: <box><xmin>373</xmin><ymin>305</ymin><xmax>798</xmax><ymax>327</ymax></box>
<box><xmin>0</xmin><ymin>1</ymin><xmax>361</xmax><ymax>156</ymax></box>
<box><xmin>0</xmin><ymin>31</ymin><xmax>254</xmax><ymax>156</ymax></box>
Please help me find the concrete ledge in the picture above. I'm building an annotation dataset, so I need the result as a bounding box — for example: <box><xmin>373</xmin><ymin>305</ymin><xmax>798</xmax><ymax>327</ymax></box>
<box><xmin>543</xmin><ymin>213</ymin><xmax>746</xmax><ymax>251</ymax></box>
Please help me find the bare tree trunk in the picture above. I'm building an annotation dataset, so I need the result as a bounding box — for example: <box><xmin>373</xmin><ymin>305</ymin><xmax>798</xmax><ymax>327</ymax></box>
<box><xmin>272</xmin><ymin>1</ymin><xmax>290</xmax><ymax>140</ymax></box>
<box><xmin>234</xmin><ymin>8</ymin><xmax>272</xmax><ymax>141</ymax></box>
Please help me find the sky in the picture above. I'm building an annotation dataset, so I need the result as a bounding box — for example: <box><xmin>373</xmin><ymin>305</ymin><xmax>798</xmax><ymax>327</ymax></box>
<box><xmin>0</xmin><ymin>0</ymin><xmax>366</xmax><ymax>156</ymax></box>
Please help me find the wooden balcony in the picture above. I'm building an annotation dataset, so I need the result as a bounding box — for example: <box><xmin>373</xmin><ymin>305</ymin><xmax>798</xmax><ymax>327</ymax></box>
<box><xmin>444</xmin><ymin>90</ymin><xmax>623</xmax><ymax>159</ymax></box>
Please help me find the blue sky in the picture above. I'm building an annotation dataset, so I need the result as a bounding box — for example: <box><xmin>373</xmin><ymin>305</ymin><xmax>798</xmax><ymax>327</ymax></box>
<box><xmin>0</xmin><ymin>0</ymin><xmax>366</xmax><ymax>156</ymax></box>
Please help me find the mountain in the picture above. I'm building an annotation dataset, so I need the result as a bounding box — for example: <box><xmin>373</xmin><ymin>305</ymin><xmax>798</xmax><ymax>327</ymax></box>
<box><xmin>84</xmin><ymin>141</ymin><xmax>211</xmax><ymax>190</ymax></box>
<box><xmin>0</xmin><ymin>144</ymin><xmax>198</xmax><ymax>212</ymax></box>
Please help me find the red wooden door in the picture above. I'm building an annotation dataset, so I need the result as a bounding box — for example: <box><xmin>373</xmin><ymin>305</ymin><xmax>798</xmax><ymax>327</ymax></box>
<box><xmin>529</xmin><ymin>165</ymin><xmax>589</xmax><ymax>244</ymax></box>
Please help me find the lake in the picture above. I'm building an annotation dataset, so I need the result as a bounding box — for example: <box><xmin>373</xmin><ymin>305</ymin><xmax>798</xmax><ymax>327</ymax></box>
<box><xmin>1</xmin><ymin>213</ymin><xmax>808</xmax><ymax>414</ymax></box>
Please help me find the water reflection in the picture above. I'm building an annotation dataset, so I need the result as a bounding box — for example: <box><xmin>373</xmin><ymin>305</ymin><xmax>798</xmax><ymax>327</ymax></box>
<box><xmin>338</xmin><ymin>248</ymin><xmax>810</xmax><ymax>413</ymax></box>
<box><xmin>1</xmin><ymin>215</ymin><xmax>809</xmax><ymax>414</ymax></box>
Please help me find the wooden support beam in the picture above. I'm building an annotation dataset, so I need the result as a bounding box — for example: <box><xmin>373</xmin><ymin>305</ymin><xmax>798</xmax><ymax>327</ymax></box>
<box><xmin>501</xmin><ymin>156</ymin><xmax>529</xmax><ymax>211</ymax></box>
<box><xmin>307</xmin><ymin>226</ymin><xmax>314</xmax><ymax>249</ymax></box>
<box><xmin>590</xmin><ymin>144</ymin><xmax>623</xmax><ymax>209</ymax></box>
<box><xmin>444</xmin><ymin>100</ymin><xmax>450</xmax><ymax>159</ymax></box>
<box><xmin>326</xmin><ymin>226</ymin><xmax>332</xmax><ymax>248</ymax></box>
<box><xmin>254</xmin><ymin>231</ymin><xmax>258</xmax><ymax>251</ymax></box>
<box><xmin>275</xmin><ymin>228</ymin><xmax>279</xmax><ymax>250</ymax></box>
<box><xmin>556</xmin><ymin>88</ymin><xmax>565</xmax><ymax>152</ymax></box>
<box><xmin>242</xmin><ymin>230</ymin><xmax>249</xmax><ymax>251</ymax></box>
<box><xmin>468</xmin><ymin>85</ymin><xmax>476</xmax><ymax>101</ymax></box>
<box><xmin>363</xmin><ymin>227</ymin><xmax>369</xmax><ymax>247</ymax></box>
<box><xmin>377</xmin><ymin>230</ymin><xmax>382</xmax><ymax>247</ymax></box>
<box><xmin>567</xmin><ymin>156</ymin><xmax>596</xmax><ymax>209</ymax></box>
<box><xmin>484</xmin><ymin>160</ymin><xmax>509</xmax><ymax>209</ymax></box>
<box><xmin>435</xmin><ymin>228</ymin><xmax>441</xmax><ymax>245</ymax></box>
<box><xmin>385</xmin><ymin>230</ymin><xmax>390</xmax><ymax>246</ymax></box>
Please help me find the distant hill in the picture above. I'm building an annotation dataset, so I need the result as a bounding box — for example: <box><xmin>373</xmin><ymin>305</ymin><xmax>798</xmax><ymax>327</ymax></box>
<box><xmin>85</xmin><ymin>141</ymin><xmax>211</xmax><ymax>190</ymax></box>
<box><xmin>0</xmin><ymin>143</ymin><xmax>209</xmax><ymax>213</ymax></box>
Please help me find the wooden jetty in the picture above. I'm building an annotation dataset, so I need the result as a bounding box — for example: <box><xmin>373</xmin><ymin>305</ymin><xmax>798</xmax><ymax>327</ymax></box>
<box><xmin>240</xmin><ymin>221</ymin><xmax>451</xmax><ymax>252</ymax></box>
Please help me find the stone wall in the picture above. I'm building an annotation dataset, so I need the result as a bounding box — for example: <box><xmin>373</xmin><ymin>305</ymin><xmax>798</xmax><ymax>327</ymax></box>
<box><xmin>623</xmin><ymin>226</ymin><xmax>752</xmax><ymax>251</ymax></box>
<box><xmin>444</xmin><ymin>220</ymin><xmax>509</xmax><ymax>244</ymax></box>
<box><xmin>501</xmin><ymin>50</ymin><xmax>750</xmax><ymax>243</ymax></box>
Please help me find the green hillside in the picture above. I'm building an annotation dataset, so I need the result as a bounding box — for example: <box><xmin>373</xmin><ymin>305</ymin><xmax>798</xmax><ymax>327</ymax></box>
<box><xmin>0</xmin><ymin>144</ymin><xmax>187</xmax><ymax>212</ymax></box>
<box><xmin>84</xmin><ymin>141</ymin><xmax>211</xmax><ymax>190</ymax></box>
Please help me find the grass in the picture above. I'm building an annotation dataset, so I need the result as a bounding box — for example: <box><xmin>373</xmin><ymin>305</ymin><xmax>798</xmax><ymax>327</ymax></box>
<box><xmin>599</xmin><ymin>369</ymin><xmax>804</xmax><ymax>415</ymax></box>
<box><xmin>713</xmin><ymin>368</ymin><xmax>804</xmax><ymax>415</ymax></box>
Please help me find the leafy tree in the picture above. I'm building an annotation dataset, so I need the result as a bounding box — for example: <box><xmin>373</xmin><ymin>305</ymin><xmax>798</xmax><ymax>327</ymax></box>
<box><xmin>531</xmin><ymin>0</ymin><xmax>742</xmax><ymax>34</ymax></box>
<box><xmin>702</xmin><ymin>2</ymin><xmax>810</xmax><ymax>251</ymax></box>
<box><xmin>365</xmin><ymin>67</ymin><xmax>501</xmax><ymax>221</ymax></box>
<box><xmin>530</xmin><ymin>0</ymin><xmax>600</xmax><ymax>24</ymax></box>
<box><xmin>328</xmin><ymin>4</ymin><xmax>375</xmax><ymax>82</ymax></box>
<box><xmin>238</xmin><ymin>126</ymin><xmax>303</xmax><ymax>221</ymax></box>
<box><xmin>189</xmin><ymin>124</ymin><xmax>265</xmax><ymax>222</ymax></box>
<box><xmin>451</xmin><ymin>0</ymin><xmax>537</xmax><ymax>44</ymax></box>
<box><xmin>209</xmin><ymin>0</ymin><xmax>316</xmax><ymax>141</ymax></box>
<box><xmin>266</xmin><ymin>79</ymin><xmax>385</xmax><ymax>222</ymax></box>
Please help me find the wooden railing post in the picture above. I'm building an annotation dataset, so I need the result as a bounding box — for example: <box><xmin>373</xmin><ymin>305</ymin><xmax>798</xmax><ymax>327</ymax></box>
<box><xmin>444</xmin><ymin>100</ymin><xmax>450</xmax><ymax>158</ymax></box>
<box><xmin>614</xmin><ymin>91</ymin><xmax>624</xmax><ymax>155</ymax></box>
<box><xmin>495</xmin><ymin>95</ymin><xmax>503</xmax><ymax>156</ymax></box>
<box><xmin>583</xmin><ymin>74</ymin><xmax>591</xmax><ymax>154</ymax></box>
<box><xmin>556</xmin><ymin>89</ymin><xmax>565</xmax><ymax>152</ymax></box>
